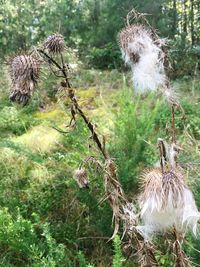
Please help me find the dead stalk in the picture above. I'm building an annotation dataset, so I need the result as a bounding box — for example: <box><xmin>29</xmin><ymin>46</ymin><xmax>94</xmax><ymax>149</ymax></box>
<box><xmin>37</xmin><ymin>44</ymin><xmax>159</xmax><ymax>266</ymax></box>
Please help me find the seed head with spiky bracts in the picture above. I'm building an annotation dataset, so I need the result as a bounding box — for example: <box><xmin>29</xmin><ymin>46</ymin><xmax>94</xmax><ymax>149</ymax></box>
<box><xmin>44</xmin><ymin>34</ymin><xmax>65</xmax><ymax>54</ymax></box>
<box><xmin>9</xmin><ymin>54</ymin><xmax>40</xmax><ymax>105</ymax></box>
<box><xmin>73</xmin><ymin>168</ymin><xmax>89</xmax><ymax>189</ymax></box>
<box><xmin>137</xmin><ymin>167</ymin><xmax>200</xmax><ymax>239</ymax></box>
<box><xmin>161</xmin><ymin>86</ymin><xmax>180</xmax><ymax>107</ymax></box>
<box><xmin>119</xmin><ymin>24</ymin><xmax>167</xmax><ymax>93</ymax></box>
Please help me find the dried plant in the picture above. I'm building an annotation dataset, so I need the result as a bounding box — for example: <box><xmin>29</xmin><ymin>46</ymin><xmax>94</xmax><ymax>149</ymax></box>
<box><xmin>122</xmin><ymin>202</ymin><xmax>137</xmax><ymax>238</ymax></box>
<box><xmin>38</xmin><ymin>33</ymin><xmax>159</xmax><ymax>266</ymax></box>
<box><xmin>118</xmin><ymin>15</ymin><xmax>199</xmax><ymax>266</ymax></box>
<box><xmin>124</xmin><ymin>10</ymin><xmax>200</xmax><ymax>254</ymax></box>
<box><xmin>138</xmin><ymin>165</ymin><xmax>199</xmax><ymax>239</ymax></box>
<box><xmin>73</xmin><ymin>168</ymin><xmax>89</xmax><ymax>189</ymax></box>
<box><xmin>121</xmin><ymin>203</ymin><xmax>159</xmax><ymax>267</ymax></box>
<box><xmin>9</xmin><ymin>54</ymin><xmax>40</xmax><ymax>105</ymax></box>
<box><xmin>137</xmin><ymin>240</ymin><xmax>159</xmax><ymax>267</ymax></box>
<box><xmin>118</xmin><ymin>8</ymin><xmax>182</xmax><ymax>111</ymax></box>
<box><xmin>103</xmin><ymin>159</ymin><xmax>126</xmax><ymax>240</ymax></box>
<box><xmin>37</xmin><ymin>35</ymin><xmax>128</xmax><ymax>243</ymax></box>
<box><xmin>137</xmin><ymin>135</ymin><xmax>199</xmax><ymax>266</ymax></box>
<box><xmin>172</xmin><ymin>230</ymin><xmax>190</xmax><ymax>267</ymax></box>
<box><xmin>119</xmin><ymin>23</ymin><xmax>167</xmax><ymax>93</ymax></box>
<box><xmin>44</xmin><ymin>33</ymin><xmax>65</xmax><ymax>54</ymax></box>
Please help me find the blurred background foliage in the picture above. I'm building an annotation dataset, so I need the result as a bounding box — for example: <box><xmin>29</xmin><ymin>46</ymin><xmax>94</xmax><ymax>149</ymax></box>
<box><xmin>0</xmin><ymin>0</ymin><xmax>199</xmax><ymax>77</ymax></box>
<box><xmin>0</xmin><ymin>0</ymin><xmax>200</xmax><ymax>266</ymax></box>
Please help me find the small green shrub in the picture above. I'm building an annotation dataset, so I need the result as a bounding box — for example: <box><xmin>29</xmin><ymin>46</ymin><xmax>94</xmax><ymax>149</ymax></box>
<box><xmin>0</xmin><ymin>106</ymin><xmax>38</xmax><ymax>136</ymax></box>
<box><xmin>0</xmin><ymin>208</ymin><xmax>72</xmax><ymax>267</ymax></box>
<box><xmin>112</xmin><ymin>235</ymin><xmax>124</xmax><ymax>267</ymax></box>
<box><xmin>110</xmin><ymin>90</ymin><xmax>163</xmax><ymax>192</ymax></box>
<box><xmin>88</xmin><ymin>43</ymin><xmax>122</xmax><ymax>69</ymax></box>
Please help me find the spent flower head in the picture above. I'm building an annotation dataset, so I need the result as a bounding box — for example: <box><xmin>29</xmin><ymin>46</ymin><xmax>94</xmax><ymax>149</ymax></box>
<box><xmin>138</xmin><ymin>167</ymin><xmax>200</xmax><ymax>239</ymax></box>
<box><xmin>44</xmin><ymin>34</ymin><xmax>65</xmax><ymax>54</ymax></box>
<box><xmin>73</xmin><ymin>168</ymin><xmax>89</xmax><ymax>189</ymax></box>
<box><xmin>9</xmin><ymin>54</ymin><xmax>40</xmax><ymax>105</ymax></box>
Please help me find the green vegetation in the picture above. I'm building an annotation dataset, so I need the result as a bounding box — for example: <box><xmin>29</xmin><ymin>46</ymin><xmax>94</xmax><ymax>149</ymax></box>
<box><xmin>112</xmin><ymin>235</ymin><xmax>124</xmax><ymax>267</ymax></box>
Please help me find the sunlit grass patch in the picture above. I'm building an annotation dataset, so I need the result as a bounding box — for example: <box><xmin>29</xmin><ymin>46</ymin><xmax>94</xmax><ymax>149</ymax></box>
<box><xmin>13</xmin><ymin>125</ymin><xmax>62</xmax><ymax>153</ymax></box>
<box><xmin>34</xmin><ymin>107</ymin><xmax>66</xmax><ymax>123</ymax></box>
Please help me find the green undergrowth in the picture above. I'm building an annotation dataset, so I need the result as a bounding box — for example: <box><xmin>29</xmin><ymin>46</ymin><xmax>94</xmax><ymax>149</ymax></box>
<box><xmin>0</xmin><ymin>68</ymin><xmax>199</xmax><ymax>266</ymax></box>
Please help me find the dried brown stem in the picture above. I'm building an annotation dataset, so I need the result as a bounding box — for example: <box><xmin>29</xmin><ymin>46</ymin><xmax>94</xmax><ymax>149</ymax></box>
<box><xmin>38</xmin><ymin>49</ymin><xmax>107</xmax><ymax>159</ymax></box>
<box><xmin>173</xmin><ymin>229</ymin><xmax>190</xmax><ymax>267</ymax></box>
<box><xmin>37</xmin><ymin>47</ymin><xmax>159</xmax><ymax>266</ymax></box>
<box><xmin>171</xmin><ymin>104</ymin><xmax>176</xmax><ymax>144</ymax></box>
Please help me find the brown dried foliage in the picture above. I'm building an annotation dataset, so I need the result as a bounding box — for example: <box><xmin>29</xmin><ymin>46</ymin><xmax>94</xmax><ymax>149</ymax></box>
<box><xmin>44</xmin><ymin>34</ymin><xmax>65</xmax><ymax>54</ymax></box>
<box><xmin>73</xmin><ymin>168</ymin><xmax>89</xmax><ymax>189</ymax></box>
<box><xmin>137</xmin><ymin>241</ymin><xmax>159</xmax><ymax>267</ymax></box>
<box><xmin>118</xmin><ymin>24</ymin><xmax>150</xmax><ymax>63</ymax></box>
<box><xmin>172</xmin><ymin>230</ymin><xmax>190</xmax><ymax>267</ymax></box>
<box><xmin>38</xmin><ymin>33</ymin><xmax>159</xmax><ymax>266</ymax></box>
<box><xmin>139</xmin><ymin>167</ymin><xmax>186</xmax><ymax>210</ymax></box>
<box><xmin>9</xmin><ymin>54</ymin><xmax>40</xmax><ymax>105</ymax></box>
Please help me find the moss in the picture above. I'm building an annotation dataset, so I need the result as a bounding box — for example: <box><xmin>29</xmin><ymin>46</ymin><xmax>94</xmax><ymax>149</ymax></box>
<box><xmin>12</xmin><ymin>125</ymin><xmax>62</xmax><ymax>153</ymax></box>
<box><xmin>34</xmin><ymin>107</ymin><xmax>66</xmax><ymax>123</ymax></box>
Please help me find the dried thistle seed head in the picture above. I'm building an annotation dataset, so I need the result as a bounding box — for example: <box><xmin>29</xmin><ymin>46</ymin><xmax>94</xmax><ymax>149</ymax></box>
<box><xmin>10</xmin><ymin>80</ymin><xmax>34</xmax><ymax>106</ymax></box>
<box><xmin>139</xmin><ymin>168</ymin><xmax>185</xmax><ymax>214</ymax></box>
<box><xmin>118</xmin><ymin>24</ymin><xmax>167</xmax><ymax>93</ymax></box>
<box><xmin>44</xmin><ymin>34</ymin><xmax>65</xmax><ymax>54</ymax></box>
<box><xmin>138</xmin><ymin>167</ymin><xmax>200</xmax><ymax>238</ymax></box>
<box><xmin>10</xmin><ymin>54</ymin><xmax>40</xmax><ymax>82</ymax></box>
<box><xmin>73</xmin><ymin>168</ymin><xmax>89</xmax><ymax>189</ymax></box>
<box><xmin>118</xmin><ymin>24</ymin><xmax>148</xmax><ymax>64</ymax></box>
<box><xmin>9</xmin><ymin>54</ymin><xmax>40</xmax><ymax>105</ymax></box>
<box><xmin>162</xmin><ymin>86</ymin><xmax>180</xmax><ymax>107</ymax></box>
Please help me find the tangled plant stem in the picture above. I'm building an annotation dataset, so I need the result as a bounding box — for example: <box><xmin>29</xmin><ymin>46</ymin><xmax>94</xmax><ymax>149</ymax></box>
<box><xmin>37</xmin><ymin>43</ymin><xmax>159</xmax><ymax>267</ymax></box>
<box><xmin>37</xmin><ymin>49</ymin><xmax>107</xmax><ymax>159</ymax></box>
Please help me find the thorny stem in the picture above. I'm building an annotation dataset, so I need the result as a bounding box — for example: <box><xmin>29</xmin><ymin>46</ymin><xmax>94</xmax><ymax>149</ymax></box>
<box><xmin>158</xmin><ymin>139</ymin><xmax>167</xmax><ymax>174</ymax></box>
<box><xmin>38</xmin><ymin>49</ymin><xmax>107</xmax><ymax>159</ymax></box>
<box><xmin>171</xmin><ymin>104</ymin><xmax>176</xmax><ymax>144</ymax></box>
<box><xmin>173</xmin><ymin>229</ymin><xmax>189</xmax><ymax>267</ymax></box>
<box><xmin>37</xmin><ymin>48</ymin><xmax>159</xmax><ymax>266</ymax></box>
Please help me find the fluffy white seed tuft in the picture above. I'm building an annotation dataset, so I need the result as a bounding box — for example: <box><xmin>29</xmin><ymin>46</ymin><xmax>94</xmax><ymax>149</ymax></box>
<box><xmin>119</xmin><ymin>24</ymin><xmax>167</xmax><ymax>93</ymax></box>
<box><xmin>138</xmin><ymin>168</ymin><xmax>200</xmax><ymax>239</ymax></box>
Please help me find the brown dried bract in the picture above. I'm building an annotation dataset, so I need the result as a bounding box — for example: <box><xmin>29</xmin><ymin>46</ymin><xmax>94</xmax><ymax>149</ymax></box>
<box><xmin>139</xmin><ymin>167</ymin><xmax>185</xmax><ymax>210</ymax></box>
<box><xmin>44</xmin><ymin>34</ymin><xmax>65</xmax><ymax>54</ymax></box>
<box><xmin>73</xmin><ymin>168</ymin><xmax>89</xmax><ymax>189</ymax></box>
<box><xmin>9</xmin><ymin>54</ymin><xmax>40</xmax><ymax>105</ymax></box>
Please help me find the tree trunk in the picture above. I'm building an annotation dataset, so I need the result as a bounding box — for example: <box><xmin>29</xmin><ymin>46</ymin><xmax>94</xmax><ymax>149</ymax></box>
<box><xmin>190</xmin><ymin>0</ymin><xmax>195</xmax><ymax>46</ymax></box>
<box><xmin>183</xmin><ymin>0</ymin><xmax>187</xmax><ymax>35</ymax></box>
<box><xmin>172</xmin><ymin>0</ymin><xmax>177</xmax><ymax>37</ymax></box>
